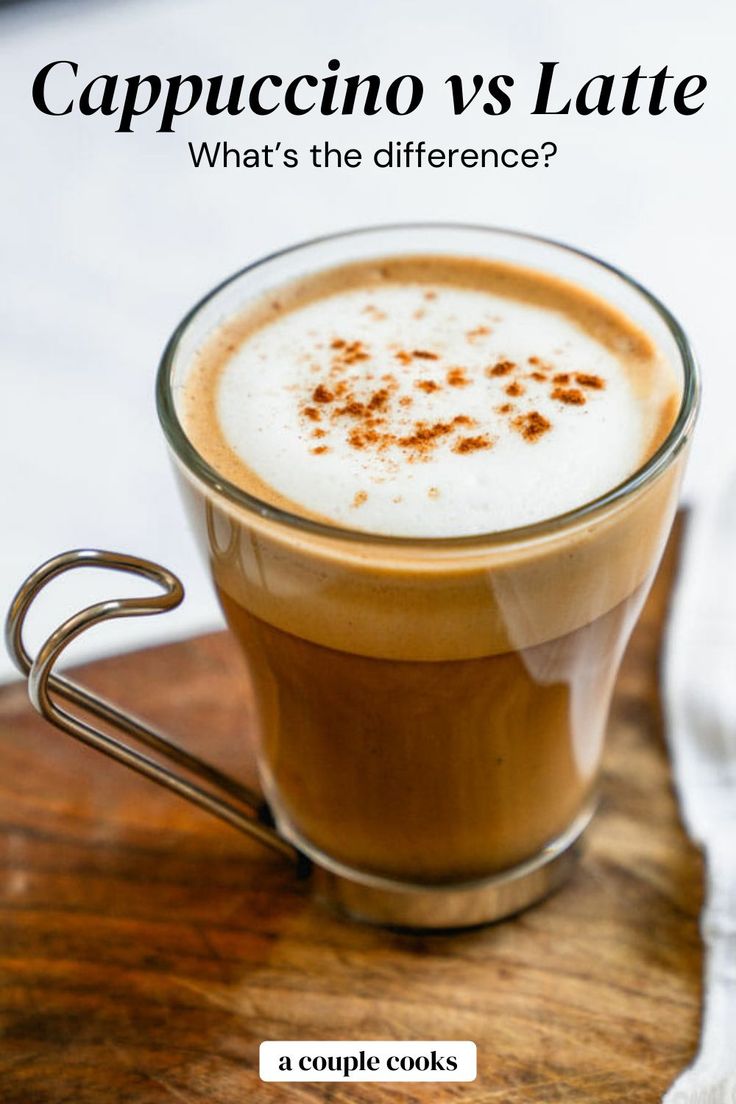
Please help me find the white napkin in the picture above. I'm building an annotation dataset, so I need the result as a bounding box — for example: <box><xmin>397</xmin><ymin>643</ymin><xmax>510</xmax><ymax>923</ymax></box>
<box><xmin>663</xmin><ymin>475</ymin><xmax>736</xmax><ymax>1103</ymax></box>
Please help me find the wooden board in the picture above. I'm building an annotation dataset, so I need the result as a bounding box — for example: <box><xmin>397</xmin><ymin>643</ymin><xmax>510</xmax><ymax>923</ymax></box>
<box><xmin>0</xmin><ymin>522</ymin><xmax>702</xmax><ymax>1103</ymax></box>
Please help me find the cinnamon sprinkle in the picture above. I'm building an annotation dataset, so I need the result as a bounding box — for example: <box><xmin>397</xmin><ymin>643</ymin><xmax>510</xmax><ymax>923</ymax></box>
<box><xmin>446</xmin><ymin>367</ymin><xmax>470</xmax><ymax>387</ymax></box>
<box><xmin>348</xmin><ymin>427</ymin><xmax>382</xmax><ymax>450</ymax></box>
<box><xmin>338</xmin><ymin>400</ymin><xmax>368</xmax><ymax>418</ymax></box>
<box><xmin>396</xmin><ymin>348</ymin><xmax>439</xmax><ymax>365</ymax></box>
<box><xmin>339</xmin><ymin>341</ymin><xmax>370</xmax><ymax>365</ymax></box>
<box><xmin>302</xmin><ymin>320</ymin><xmax>603</xmax><ymax>462</ymax></box>
<box><xmin>398</xmin><ymin>421</ymin><xmax>454</xmax><ymax>450</ymax></box>
<box><xmin>575</xmin><ymin>373</ymin><xmax>605</xmax><ymax>390</ymax></box>
<box><xmin>369</xmin><ymin>388</ymin><xmax>390</xmax><ymax>411</ymax></box>
<box><xmin>551</xmin><ymin>386</ymin><xmax>586</xmax><ymax>406</ymax></box>
<box><xmin>362</xmin><ymin>304</ymin><xmax>386</xmax><ymax>321</ymax></box>
<box><xmin>452</xmin><ymin>435</ymin><xmax>492</xmax><ymax>454</ymax></box>
<box><xmin>512</xmin><ymin>411</ymin><xmax>551</xmax><ymax>442</ymax></box>
<box><xmin>488</xmin><ymin>359</ymin><xmax>515</xmax><ymax>377</ymax></box>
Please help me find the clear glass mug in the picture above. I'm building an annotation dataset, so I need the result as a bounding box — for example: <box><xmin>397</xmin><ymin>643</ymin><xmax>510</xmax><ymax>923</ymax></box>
<box><xmin>8</xmin><ymin>225</ymin><xmax>699</xmax><ymax>929</ymax></box>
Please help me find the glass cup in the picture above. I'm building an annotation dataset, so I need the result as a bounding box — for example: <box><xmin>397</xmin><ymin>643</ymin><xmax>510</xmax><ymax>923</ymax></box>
<box><xmin>150</xmin><ymin>224</ymin><xmax>699</xmax><ymax>927</ymax></box>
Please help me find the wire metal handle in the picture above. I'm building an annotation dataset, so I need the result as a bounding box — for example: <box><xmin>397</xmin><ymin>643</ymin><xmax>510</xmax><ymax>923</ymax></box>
<box><xmin>5</xmin><ymin>549</ymin><xmax>306</xmax><ymax>871</ymax></box>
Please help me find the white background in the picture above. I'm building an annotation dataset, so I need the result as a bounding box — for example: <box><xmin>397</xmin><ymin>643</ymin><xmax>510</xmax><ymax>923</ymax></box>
<box><xmin>1</xmin><ymin>0</ymin><xmax>733</xmax><ymax>680</ymax></box>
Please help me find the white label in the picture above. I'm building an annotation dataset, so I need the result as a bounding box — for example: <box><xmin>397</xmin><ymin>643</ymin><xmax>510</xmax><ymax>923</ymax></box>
<box><xmin>259</xmin><ymin>1040</ymin><xmax>477</xmax><ymax>1082</ymax></box>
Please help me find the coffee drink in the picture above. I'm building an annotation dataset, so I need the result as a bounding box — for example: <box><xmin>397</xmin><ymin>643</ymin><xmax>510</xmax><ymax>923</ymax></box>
<box><xmin>169</xmin><ymin>244</ymin><xmax>685</xmax><ymax>890</ymax></box>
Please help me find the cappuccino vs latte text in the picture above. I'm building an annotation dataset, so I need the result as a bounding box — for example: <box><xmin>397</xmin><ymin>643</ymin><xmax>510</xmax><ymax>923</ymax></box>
<box><xmin>32</xmin><ymin>60</ymin><xmax>706</xmax><ymax>133</ymax></box>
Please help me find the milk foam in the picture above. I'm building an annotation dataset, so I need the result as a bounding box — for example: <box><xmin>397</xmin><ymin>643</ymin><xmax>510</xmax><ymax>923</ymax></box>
<box><xmin>191</xmin><ymin>275</ymin><xmax>670</xmax><ymax>537</ymax></box>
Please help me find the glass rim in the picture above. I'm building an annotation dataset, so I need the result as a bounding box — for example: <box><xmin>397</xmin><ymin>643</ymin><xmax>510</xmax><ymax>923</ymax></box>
<box><xmin>156</xmin><ymin>221</ymin><xmax>700</xmax><ymax>550</ymax></box>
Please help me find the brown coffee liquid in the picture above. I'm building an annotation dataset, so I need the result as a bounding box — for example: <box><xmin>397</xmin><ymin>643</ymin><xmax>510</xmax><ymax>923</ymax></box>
<box><xmin>219</xmin><ymin>582</ymin><xmax>646</xmax><ymax>883</ymax></box>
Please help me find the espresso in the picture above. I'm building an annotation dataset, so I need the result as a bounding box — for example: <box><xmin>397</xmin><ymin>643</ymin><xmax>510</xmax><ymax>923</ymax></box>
<box><xmin>175</xmin><ymin>254</ymin><xmax>682</xmax><ymax>885</ymax></box>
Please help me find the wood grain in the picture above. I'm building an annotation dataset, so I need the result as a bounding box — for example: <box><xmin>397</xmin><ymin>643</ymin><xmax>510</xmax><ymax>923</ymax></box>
<box><xmin>0</xmin><ymin>521</ymin><xmax>702</xmax><ymax>1103</ymax></box>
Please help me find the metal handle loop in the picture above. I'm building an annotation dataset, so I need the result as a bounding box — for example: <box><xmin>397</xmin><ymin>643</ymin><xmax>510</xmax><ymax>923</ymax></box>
<box><xmin>5</xmin><ymin>549</ymin><xmax>305</xmax><ymax>871</ymax></box>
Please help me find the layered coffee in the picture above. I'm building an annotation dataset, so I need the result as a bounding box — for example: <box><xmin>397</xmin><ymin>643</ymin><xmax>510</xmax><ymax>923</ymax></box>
<box><xmin>176</xmin><ymin>254</ymin><xmax>682</xmax><ymax>884</ymax></box>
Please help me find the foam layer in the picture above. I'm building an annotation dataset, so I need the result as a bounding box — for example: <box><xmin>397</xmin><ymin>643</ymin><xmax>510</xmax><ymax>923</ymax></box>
<box><xmin>183</xmin><ymin>257</ymin><xmax>678</xmax><ymax>538</ymax></box>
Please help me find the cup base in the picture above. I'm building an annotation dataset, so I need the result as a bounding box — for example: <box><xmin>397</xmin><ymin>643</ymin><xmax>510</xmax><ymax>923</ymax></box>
<box><xmin>306</xmin><ymin>800</ymin><xmax>596</xmax><ymax>930</ymax></box>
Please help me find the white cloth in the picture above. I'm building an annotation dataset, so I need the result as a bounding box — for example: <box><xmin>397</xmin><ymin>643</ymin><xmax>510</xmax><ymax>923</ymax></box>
<box><xmin>663</xmin><ymin>472</ymin><xmax>736</xmax><ymax>1102</ymax></box>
